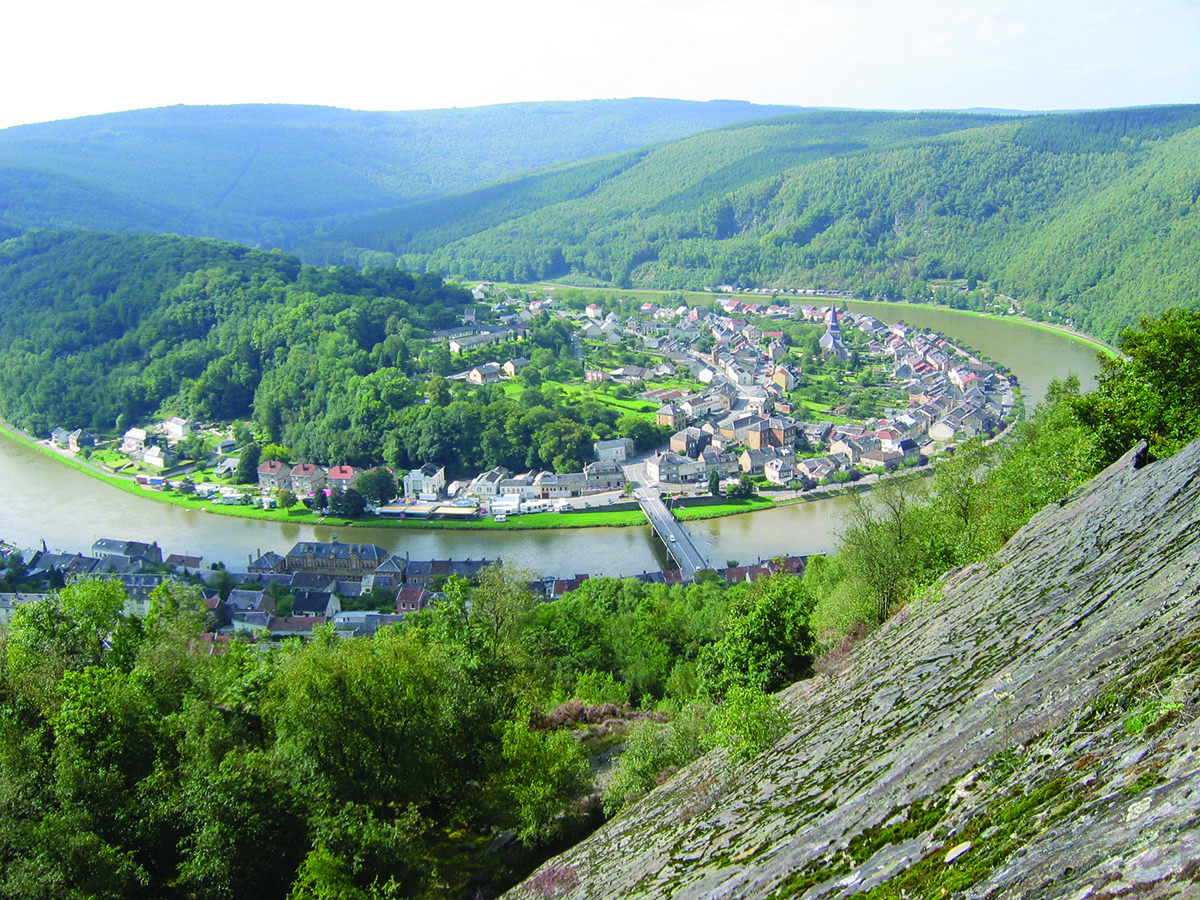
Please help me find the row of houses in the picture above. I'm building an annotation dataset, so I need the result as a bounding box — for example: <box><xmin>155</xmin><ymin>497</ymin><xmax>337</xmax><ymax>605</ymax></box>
<box><xmin>257</xmin><ymin>460</ymin><xmax>368</xmax><ymax>495</ymax></box>
<box><xmin>464</xmin><ymin>460</ymin><xmax>625</xmax><ymax>500</ymax></box>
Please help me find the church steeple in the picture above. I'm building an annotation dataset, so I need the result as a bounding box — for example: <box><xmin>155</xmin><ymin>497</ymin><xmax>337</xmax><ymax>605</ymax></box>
<box><xmin>819</xmin><ymin>305</ymin><xmax>850</xmax><ymax>360</ymax></box>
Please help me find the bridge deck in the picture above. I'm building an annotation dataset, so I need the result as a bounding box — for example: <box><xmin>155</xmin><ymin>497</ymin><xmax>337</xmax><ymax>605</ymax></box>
<box><xmin>634</xmin><ymin>490</ymin><xmax>708</xmax><ymax>580</ymax></box>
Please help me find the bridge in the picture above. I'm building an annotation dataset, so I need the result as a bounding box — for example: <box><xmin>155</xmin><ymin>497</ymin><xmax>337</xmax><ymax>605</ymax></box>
<box><xmin>634</xmin><ymin>489</ymin><xmax>709</xmax><ymax>580</ymax></box>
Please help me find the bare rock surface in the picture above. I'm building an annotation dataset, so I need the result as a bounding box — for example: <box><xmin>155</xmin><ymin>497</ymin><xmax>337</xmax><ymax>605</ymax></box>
<box><xmin>507</xmin><ymin>439</ymin><xmax>1200</xmax><ymax>899</ymax></box>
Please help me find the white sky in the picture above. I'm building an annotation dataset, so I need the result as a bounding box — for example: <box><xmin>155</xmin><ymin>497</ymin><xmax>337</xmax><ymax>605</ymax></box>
<box><xmin>2</xmin><ymin>0</ymin><xmax>1198</xmax><ymax>129</ymax></box>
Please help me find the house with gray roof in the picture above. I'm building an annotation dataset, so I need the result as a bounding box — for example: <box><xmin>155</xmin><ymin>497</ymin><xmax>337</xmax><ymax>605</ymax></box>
<box><xmin>284</xmin><ymin>540</ymin><xmax>389</xmax><ymax>578</ymax></box>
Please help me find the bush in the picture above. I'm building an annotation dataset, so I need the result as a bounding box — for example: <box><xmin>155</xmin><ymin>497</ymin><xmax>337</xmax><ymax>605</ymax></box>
<box><xmin>603</xmin><ymin>706</ymin><xmax>711</xmax><ymax>814</ymax></box>
<box><xmin>705</xmin><ymin>685</ymin><xmax>790</xmax><ymax>764</ymax></box>
<box><xmin>573</xmin><ymin>669</ymin><xmax>630</xmax><ymax>707</ymax></box>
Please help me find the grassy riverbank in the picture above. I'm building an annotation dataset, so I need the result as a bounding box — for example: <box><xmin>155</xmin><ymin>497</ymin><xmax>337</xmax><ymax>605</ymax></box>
<box><xmin>0</xmin><ymin>423</ymin><xmax>781</xmax><ymax>531</ymax></box>
<box><xmin>673</xmin><ymin>497</ymin><xmax>777</xmax><ymax>519</ymax></box>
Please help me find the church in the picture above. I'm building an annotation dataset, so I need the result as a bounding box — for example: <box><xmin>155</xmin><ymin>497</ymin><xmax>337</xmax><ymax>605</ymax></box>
<box><xmin>818</xmin><ymin>306</ymin><xmax>850</xmax><ymax>360</ymax></box>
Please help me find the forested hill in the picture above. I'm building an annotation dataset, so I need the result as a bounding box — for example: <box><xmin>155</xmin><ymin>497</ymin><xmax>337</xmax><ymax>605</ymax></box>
<box><xmin>6</xmin><ymin>103</ymin><xmax>1200</xmax><ymax>339</ymax></box>
<box><xmin>329</xmin><ymin>105</ymin><xmax>1200</xmax><ymax>340</ymax></box>
<box><xmin>0</xmin><ymin>230</ymin><xmax>665</xmax><ymax>478</ymax></box>
<box><xmin>0</xmin><ymin>231</ymin><xmax>464</xmax><ymax>445</ymax></box>
<box><xmin>0</xmin><ymin>99</ymin><xmax>804</xmax><ymax>248</ymax></box>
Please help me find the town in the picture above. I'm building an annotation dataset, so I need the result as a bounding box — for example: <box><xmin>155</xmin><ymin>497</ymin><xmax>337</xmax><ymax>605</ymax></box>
<box><xmin>0</xmin><ymin>534</ymin><xmax>807</xmax><ymax>647</ymax></box>
<box><xmin>3</xmin><ymin>295</ymin><xmax>1020</xmax><ymax>644</ymax></box>
<box><xmin>40</xmin><ymin>291</ymin><xmax>1019</xmax><ymax>526</ymax></box>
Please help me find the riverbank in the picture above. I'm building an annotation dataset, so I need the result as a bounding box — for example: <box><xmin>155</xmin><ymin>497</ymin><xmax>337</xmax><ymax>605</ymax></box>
<box><xmin>0</xmin><ymin>422</ymin><xmax>795</xmax><ymax>532</ymax></box>
<box><xmin>536</xmin><ymin>281</ymin><xmax>1120</xmax><ymax>359</ymax></box>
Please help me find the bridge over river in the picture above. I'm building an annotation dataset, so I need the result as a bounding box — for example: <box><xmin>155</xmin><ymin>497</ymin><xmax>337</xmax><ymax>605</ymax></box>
<box><xmin>634</xmin><ymin>489</ymin><xmax>709</xmax><ymax>580</ymax></box>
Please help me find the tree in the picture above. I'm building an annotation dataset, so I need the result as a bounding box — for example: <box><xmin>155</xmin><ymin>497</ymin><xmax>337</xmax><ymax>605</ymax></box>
<box><xmin>234</xmin><ymin>443</ymin><xmax>260</xmax><ymax>484</ymax></box>
<box><xmin>426</xmin><ymin>376</ymin><xmax>451</xmax><ymax>408</ymax></box>
<box><xmin>1075</xmin><ymin>308</ymin><xmax>1200</xmax><ymax>461</ymax></box>
<box><xmin>535</xmin><ymin>419</ymin><xmax>591</xmax><ymax>473</ymax></box>
<box><xmin>177</xmin><ymin>433</ymin><xmax>208</xmax><ymax>462</ymax></box>
<box><xmin>330</xmin><ymin>488</ymin><xmax>366</xmax><ymax>518</ymax></box>
<box><xmin>4</xmin><ymin>580</ymin><xmax>128</xmax><ymax>712</ymax></box>
<box><xmin>838</xmin><ymin>476</ymin><xmax>924</xmax><ymax>622</ymax></box>
<box><xmin>705</xmin><ymin>685</ymin><xmax>790</xmax><ymax>764</ymax></box>
<box><xmin>726</xmin><ymin>471</ymin><xmax>755</xmax><ymax>499</ymax></box>
<box><xmin>500</xmin><ymin>707</ymin><xmax>591</xmax><ymax>844</ymax></box>
<box><xmin>232</xmin><ymin>421</ymin><xmax>255</xmax><ymax>446</ymax></box>
<box><xmin>355</xmin><ymin>468</ymin><xmax>397</xmax><ymax>506</ymax></box>
<box><xmin>269</xmin><ymin>629</ymin><xmax>495</xmax><ymax>814</ymax></box>
<box><xmin>261</xmin><ymin>443</ymin><xmax>291</xmax><ymax>463</ymax></box>
<box><xmin>708</xmin><ymin>470</ymin><xmax>722</xmax><ymax>496</ymax></box>
<box><xmin>277</xmin><ymin>489</ymin><xmax>298</xmax><ymax>509</ymax></box>
<box><xmin>698</xmin><ymin>575</ymin><xmax>815</xmax><ymax>696</ymax></box>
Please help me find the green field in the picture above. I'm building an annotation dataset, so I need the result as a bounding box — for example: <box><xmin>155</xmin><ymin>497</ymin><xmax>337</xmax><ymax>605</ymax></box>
<box><xmin>674</xmin><ymin>496</ymin><xmax>776</xmax><ymax>520</ymax></box>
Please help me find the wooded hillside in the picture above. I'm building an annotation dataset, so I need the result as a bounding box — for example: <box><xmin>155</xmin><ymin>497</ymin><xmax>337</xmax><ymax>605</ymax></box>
<box><xmin>361</xmin><ymin>106</ymin><xmax>1200</xmax><ymax>339</ymax></box>
<box><xmin>0</xmin><ymin>100</ymin><xmax>805</xmax><ymax>248</ymax></box>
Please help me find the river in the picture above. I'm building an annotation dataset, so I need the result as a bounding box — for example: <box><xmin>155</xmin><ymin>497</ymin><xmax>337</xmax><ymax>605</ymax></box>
<box><xmin>0</xmin><ymin>305</ymin><xmax>1105</xmax><ymax>575</ymax></box>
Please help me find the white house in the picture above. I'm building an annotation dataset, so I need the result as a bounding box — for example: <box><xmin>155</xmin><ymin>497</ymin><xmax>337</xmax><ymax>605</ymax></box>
<box><xmin>403</xmin><ymin>464</ymin><xmax>446</xmax><ymax>499</ymax></box>
<box><xmin>594</xmin><ymin>437</ymin><xmax>635</xmax><ymax>463</ymax></box>
<box><xmin>162</xmin><ymin>417</ymin><xmax>193</xmax><ymax>440</ymax></box>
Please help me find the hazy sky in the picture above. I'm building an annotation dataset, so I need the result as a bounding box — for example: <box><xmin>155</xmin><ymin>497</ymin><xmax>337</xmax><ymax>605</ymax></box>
<box><xmin>3</xmin><ymin>0</ymin><xmax>1197</xmax><ymax>129</ymax></box>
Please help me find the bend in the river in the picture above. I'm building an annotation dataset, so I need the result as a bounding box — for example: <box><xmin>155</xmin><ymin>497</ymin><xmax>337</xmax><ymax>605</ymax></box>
<box><xmin>0</xmin><ymin>304</ymin><xmax>1105</xmax><ymax>576</ymax></box>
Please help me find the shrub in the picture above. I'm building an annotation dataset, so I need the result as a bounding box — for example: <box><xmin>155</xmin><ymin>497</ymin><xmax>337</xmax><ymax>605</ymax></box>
<box><xmin>705</xmin><ymin>686</ymin><xmax>790</xmax><ymax>764</ymax></box>
<box><xmin>573</xmin><ymin>669</ymin><xmax>630</xmax><ymax>707</ymax></box>
<box><xmin>603</xmin><ymin>705</ymin><xmax>711</xmax><ymax>814</ymax></box>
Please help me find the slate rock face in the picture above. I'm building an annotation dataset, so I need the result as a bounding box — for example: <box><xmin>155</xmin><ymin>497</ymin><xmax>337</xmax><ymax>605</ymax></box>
<box><xmin>508</xmin><ymin>439</ymin><xmax>1200</xmax><ymax>899</ymax></box>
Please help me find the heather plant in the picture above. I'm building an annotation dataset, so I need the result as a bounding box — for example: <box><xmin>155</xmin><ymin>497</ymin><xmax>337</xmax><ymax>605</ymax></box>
<box><xmin>526</xmin><ymin>864</ymin><xmax>580</xmax><ymax>898</ymax></box>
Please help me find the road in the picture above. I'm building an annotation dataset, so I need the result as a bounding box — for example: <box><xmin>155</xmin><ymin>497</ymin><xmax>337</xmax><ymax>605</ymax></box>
<box><xmin>634</xmin><ymin>488</ymin><xmax>708</xmax><ymax>580</ymax></box>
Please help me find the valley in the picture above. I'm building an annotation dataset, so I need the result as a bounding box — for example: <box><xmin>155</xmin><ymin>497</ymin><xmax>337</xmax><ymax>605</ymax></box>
<box><xmin>0</xmin><ymin>95</ymin><xmax>1196</xmax><ymax>900</ymax></box>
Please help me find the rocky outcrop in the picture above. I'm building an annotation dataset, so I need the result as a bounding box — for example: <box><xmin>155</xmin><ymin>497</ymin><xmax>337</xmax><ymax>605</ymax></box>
<box><xmin>509</xmin><ymin>439</ymin><xmax>1200</xmax><ymax>899</ymax></box>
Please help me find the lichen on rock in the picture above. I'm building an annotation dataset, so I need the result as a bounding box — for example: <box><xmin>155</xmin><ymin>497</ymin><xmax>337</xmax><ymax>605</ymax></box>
<box><xmin>506</xmin><ymin>438</ymin><xmax>1200</xmax><ymax>899</ymax></box>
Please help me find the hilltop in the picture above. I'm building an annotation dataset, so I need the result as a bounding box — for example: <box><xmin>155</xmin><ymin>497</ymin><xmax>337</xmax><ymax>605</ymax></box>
<box><xmin>506</xmin><ymin>437</ymin><xmax>1200</xmax><ymax>899</ymax></box>
<box><xmin>0</xmin><ymin>99</ymin><xmax>805</xmax><ymax>247</ymax></box>
<box><xmin>349</xmin><ymin>105</ymin><xmax>1200</xmax><ymax>340</ymax></box>
<box><xmin>3</xmin><ymin>102</ymin><xmax>1199</xmax><ymax>338</ymax></box>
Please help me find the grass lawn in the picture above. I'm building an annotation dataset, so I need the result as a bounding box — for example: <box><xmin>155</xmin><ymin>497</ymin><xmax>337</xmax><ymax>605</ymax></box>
<box><xmin>674</xmin><ymin>496</ymin><xmax>777</xmax><ymax>520</ymax></box>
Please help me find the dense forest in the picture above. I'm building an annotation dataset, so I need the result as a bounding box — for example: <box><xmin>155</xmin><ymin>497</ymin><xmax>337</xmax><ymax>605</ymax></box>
<box><xmin>0</xmin><ymin>100</ymin><xmax>804</xmax><ymax>250</ymax></box>
<box><xmin>4</xmin><ymin>308</ymin><xmax>1197</xmax><ymax>899</ymax></box>
<box><xmin>331</xmin><ymin>106</ymin><xmax>1200</xmax><ymax>339</ymax></box>
<box><xmin>4</xmin><ymin>103</ymin><xmax>1199</xmax><ymax>339</ymax></box>
<box><xmin>0</xmin><ymin>231</ymin><xmax>670</xmax><ymax>474</ymax></box>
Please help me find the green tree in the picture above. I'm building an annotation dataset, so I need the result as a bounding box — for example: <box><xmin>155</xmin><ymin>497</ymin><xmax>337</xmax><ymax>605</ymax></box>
<box><xmin>5</xmin><ymin>580</ymin><xmax>127</xmax><ymax>712</ymax></box>
<box><xmin>330</xmin><ymin>488</ymin><xmax>366</xmax><ymax>518</ymax></box>
<box><xmin>355</xmin><ymin>468</ymin><xmax>397</xmax><ymax>506</ymax></box>
<box><xmin>261</xmin><ymin>443</ymin><xmax>291</xmax><ymax>463</ymax></box>
<box><xmin>234</xmin><ymin>442</ymin><xmax>260</xmax><ymax>484</ymax></box>
<box><xmin>698</xmin><ymin>575</ymin><xmax>815</xmax><ymax>697</ymax></box>
<box><xmin>705</xmin><ymin>685</ymin><xmax>790</xmax><ymax>764</ymax></box>
<box><xmin>726</xmin><ymin>471</ymin><xmax>755</xmax><ymax>499</ymax></box>
<box><xmin>268</xmin><ymin>629</ymin><xmax>496</xmax><ymax>816</ymax></box>
<box><xmin>1074</xmin><ymin>308</ymin><xmax>1200</xmax><ymax>461</ymax></box>
<box><xmin>838</xmin><ymin>476</ymin><xmax>924</xmax><ymax>623</ymax></box>
<box><xmin>708</xmin><ymin>469</ymin><xmax>722</xmax><ymax>496</ymax></box>
<box><xmin>500</xmin><ymin>707</ymin><xmax>591</xmax><ymax>844</ymax></box>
